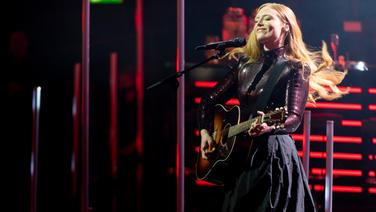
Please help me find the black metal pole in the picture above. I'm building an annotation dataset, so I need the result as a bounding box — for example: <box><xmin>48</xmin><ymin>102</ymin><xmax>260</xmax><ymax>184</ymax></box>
<box><xmin>325</xmin><ymin>120</ymin><xmax>334</xmax><ymax>212</ymax></box>
<box><xmin>30</xmin><ymin>86</ymin><xmax>41</xmax><ymax>212</ymax></box>
<box><xmin>303</xmin><ymin>110</ymin><xmax>311</xmax><ymax>178</ymax></box>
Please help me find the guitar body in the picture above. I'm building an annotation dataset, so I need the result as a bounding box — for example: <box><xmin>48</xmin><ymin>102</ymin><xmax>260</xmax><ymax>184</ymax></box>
<box><xmin>195</xmin><ymin>104</ymin><xmax>287</xmax><ymax>185</ymax></box>
<box><xmin>196</xmin><ymin>104</ymin><xmax>250</xmax><ymax>184</ymax></box>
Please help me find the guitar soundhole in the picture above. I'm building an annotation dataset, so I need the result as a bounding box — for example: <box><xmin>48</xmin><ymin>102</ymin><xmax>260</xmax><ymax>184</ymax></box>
<box><xmin>218</xmin><ymin>143</ymin><xmax>228</xmax><ymax>158</ymax></box>
<box><xmin>217</xmin><ymin>126</ymin><xmax>230</xmax><ymax>158</ymax></box>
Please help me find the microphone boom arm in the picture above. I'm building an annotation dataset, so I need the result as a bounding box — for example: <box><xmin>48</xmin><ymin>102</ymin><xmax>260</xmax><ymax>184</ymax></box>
<box><xmin>146</xmin><ymin>49</ymin><xmax>226</xmax><ymax>90</ymax></box>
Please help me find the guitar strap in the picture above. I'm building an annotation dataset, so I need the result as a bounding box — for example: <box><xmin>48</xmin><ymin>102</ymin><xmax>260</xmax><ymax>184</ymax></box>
<box><xmin>249</xmin><ymin>58</ymin><xmax>289</xmax><ymax>120</ymax></box>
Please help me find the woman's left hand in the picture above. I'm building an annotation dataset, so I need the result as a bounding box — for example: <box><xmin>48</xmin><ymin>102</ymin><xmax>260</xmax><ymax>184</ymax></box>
<box><xmin>248</xmin><ymin>111</ymin><xmax>275</xmax><ymax>137</ymax></box>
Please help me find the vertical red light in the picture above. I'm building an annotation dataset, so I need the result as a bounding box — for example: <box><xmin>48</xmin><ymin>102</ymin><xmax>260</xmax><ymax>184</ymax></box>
<box><xmin>135</xmin><ymin>0</ymin><xmax>144</xmax><ymax>210</ymax></box>
<box><xmin>109</xmin><ymin>53</ymin><xmax>118</xmax><ymax>178</ymax></box>
<box><xmin>135</xmin><ymin>0</ymin><xmax>144</xmax><ymax>156</ymax></box>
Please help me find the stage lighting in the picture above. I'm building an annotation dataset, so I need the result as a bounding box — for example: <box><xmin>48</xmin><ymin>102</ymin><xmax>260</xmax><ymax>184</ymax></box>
<box><xmin>90</xmin><ymin>0</ymin><xmax>123</xmax><ymax>4</ymax></box>
<box><xmin>347</xmin><ymin>61</ymin><xmax>368</xmax><ymax>72</ymax></box>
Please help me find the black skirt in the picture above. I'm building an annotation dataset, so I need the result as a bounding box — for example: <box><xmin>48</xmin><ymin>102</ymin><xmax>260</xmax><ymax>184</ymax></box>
<box><xmin>222</xmin><ymin>134</ymin><xmax>316</xmax><ymax>212</ymax></box>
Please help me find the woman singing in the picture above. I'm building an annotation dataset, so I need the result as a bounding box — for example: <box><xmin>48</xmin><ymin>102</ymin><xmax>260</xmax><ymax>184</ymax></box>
<box><xmin>198</xmin><ymin>3</ymin><xmax>347</xmax><ymax>212</ymax></box>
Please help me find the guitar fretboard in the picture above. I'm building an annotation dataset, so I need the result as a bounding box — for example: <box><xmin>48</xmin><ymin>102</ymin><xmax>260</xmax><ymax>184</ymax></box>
<box><xmin>228</xmin><ymin>117</ymin><xmax>260</xmax><ymax>138</ymax></box>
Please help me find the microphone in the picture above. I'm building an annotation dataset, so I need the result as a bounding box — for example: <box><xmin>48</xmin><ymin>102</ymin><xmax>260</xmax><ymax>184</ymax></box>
<box><xmin>195</xmin><ymin>37</ymin><xmax>246</xmax><ymax>51</ymax></box>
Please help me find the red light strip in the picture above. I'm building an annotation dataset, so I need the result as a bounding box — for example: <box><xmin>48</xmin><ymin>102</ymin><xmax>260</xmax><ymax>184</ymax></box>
<box><xmin>370</xmin><ymin>154</ymin><xmax>376</xmax><ymax>160</ymax></box>
<box><xmin>368</xmin><ymin>154</ymin><xmax>373</xmax><ymax>160</ymax></box>
<box><xmin>194</xmin><ymin>81</ymin><xmax>217</xmax><ymax>88</ymax></box>
<box><xmin>341</xmin><ymin>120</ymin><xmax>362</xmax><ymax>127</ymax></box>
<box><xmin>333</xmin><ymin>152</ymin><xmax>363</xmax><ymax>160</ymax></box>
<box><xmin>226</xmin><ymin>99</ymin><xmax>240</xmax><ymax>105</ymax></box>
<box><xmin>368</xmin><ymin>154</ymin><xmax>374</xmax><ymax>160</ymax></box>
<box><xmin>369</xmin><ymin>105</ymin><xmax>376</xmax><ymax>110</ymax></box>
<box><xmin>333</xmin><ymin>186</ymin><xmax>362</xmax><ymax>193</ymax></box>
<box><xmin>343</xmin><ymin>21</ymin><xmax>362</xmax><ymax>32</ymax></box>
<box><xmin>369</xmin><ymin>188</ymin><xmax>376</xmax><ymax>194</ymax></box>
<box><xmin>195</xmin><ymin>179</ymin><xmax>222</xmax><ymax>186</ymax></box>
<box><xmin>313</xmin><ymin>185</ymin><xmax>362</xmax><ymax>193</ymax></box>
<box><xmin>337</xmin><ymin>86</ymin><xmax>362</xmax><ymax>93</ymax></box>
<box><xmin>194</xmin><ymin>97</ymin><xmax>239</xmax><ymax>105</ymax></box>
<box><xmin>311</xmin><ymin>168</ymin><xmax>362</xmax><ymax>177</ymax></box>
<box><xmin>306</xmin><ymin>102</ymin><xmax>362</xmax><ymax>110</ymax></box>
<box><xmin>369</xmin><ymin>88</ymin><xmax>376</xmax><ymax>94</ymax></box>
<box><xmin>373</xmin><ymin>138</ymin><xmax>376</xmax><ymax>144</ymax></box>
<box><xmin>332</xmin><ymin>136</ymin><xmax>362</xmax><ymax>143</ymax></box>
<box><xmin>369</xmin><ymin>171</ymin><xmax>375</xmax><ymax>177</ymax></box>
<box><xmin>298</xmin><ymin>151</ymin><xmax>362</xmax><ymax>160</ymax></box>
<box><xmin>292</xmin><ymin>134</ymin><xmax>362</xmax><ymax>144</ymax></box>
<box><xmin>194</xmin><ymin>97</ymin><xmax>200</xmax><ymax>104</ymax></box>
<box><xmin>312</xmin><ymin>185</ymin><xmax>324</xmax><ymax>191</ymax></box>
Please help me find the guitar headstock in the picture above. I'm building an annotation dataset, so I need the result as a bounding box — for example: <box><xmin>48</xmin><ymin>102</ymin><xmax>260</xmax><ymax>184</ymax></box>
<box><xmin>264</xmin><ymin>107</ymin><xmax>288</xmax><ymax>128</ymax></box>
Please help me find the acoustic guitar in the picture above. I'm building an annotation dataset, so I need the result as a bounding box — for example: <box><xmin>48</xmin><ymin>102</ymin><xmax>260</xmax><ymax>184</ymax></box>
<box><xmin>196</xmin><ymin>104</ymin><xmax>287</xmax><ymax>185</ymax></box>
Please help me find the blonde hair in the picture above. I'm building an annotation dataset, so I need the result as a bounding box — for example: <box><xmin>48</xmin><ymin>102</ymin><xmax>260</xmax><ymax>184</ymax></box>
<box><xmin>228</xmin><ymin>3</ymin><xmax>347</xmax><ymax>103</ymax></box>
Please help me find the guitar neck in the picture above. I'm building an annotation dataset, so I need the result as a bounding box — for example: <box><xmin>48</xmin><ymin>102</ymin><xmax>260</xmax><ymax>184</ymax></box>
<box><xmin>228</xmin><ymin>116</ymin><xmax>260</xmax><ymax>138</ymax></box>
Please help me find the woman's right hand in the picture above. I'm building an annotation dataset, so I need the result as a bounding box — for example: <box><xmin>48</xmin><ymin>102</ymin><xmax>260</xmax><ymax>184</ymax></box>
<box><xmin>200</xmin><ymin>129</ymin><xmax>215</xmax><ymax>160</ymax></box>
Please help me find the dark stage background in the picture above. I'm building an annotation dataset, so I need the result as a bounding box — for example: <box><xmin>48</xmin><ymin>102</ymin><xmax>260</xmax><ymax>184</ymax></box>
<box><xmin>2</xmin><ymin>0</ymin><xmax>376</xmax><ymax>211</ymax></box>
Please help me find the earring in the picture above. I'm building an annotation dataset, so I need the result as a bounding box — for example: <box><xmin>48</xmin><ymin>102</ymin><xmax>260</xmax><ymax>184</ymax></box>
<box><xmin>284</xmin><ymin>23</ymin><xmax>290</xmax><ymax>32</ymax></box>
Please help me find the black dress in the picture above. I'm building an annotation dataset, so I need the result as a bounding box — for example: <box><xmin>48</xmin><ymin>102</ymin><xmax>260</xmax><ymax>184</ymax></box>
<box><xmin>198</xmin><ymin>47</ymin><xmax>316</xmax><ymax>212</ymax></box>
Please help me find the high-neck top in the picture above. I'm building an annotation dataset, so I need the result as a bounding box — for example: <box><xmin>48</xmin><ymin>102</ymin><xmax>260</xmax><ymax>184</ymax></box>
<box><xmin>262</xmin><ymin>46</ymin><xmax>286</xmax><ymax>62</ymax></box>
<box><xmin>248</xmin><ymin>46</ymin><xmax>286</xmax><ymax>92</ymax></box>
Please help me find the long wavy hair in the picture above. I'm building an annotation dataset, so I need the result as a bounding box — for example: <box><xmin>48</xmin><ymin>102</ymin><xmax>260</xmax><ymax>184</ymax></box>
<box><xmin>228</xmin><ymin>3</ymin><xmax>347</xmax><ymax>102</ymax></box>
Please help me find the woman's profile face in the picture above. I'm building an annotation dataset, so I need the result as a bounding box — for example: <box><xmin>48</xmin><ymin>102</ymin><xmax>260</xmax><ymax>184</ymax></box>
<box><xmin>254</xmin><ymin>7</ymin><xmax>287</xmax><ymax>49</ymax></box>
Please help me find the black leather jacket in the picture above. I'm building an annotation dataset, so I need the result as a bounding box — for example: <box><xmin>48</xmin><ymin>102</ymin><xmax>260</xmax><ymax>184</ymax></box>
<box><xmin>198</xmin><ymin>47</ymin><xmax>310</xmax><ymax>134</ymax></box>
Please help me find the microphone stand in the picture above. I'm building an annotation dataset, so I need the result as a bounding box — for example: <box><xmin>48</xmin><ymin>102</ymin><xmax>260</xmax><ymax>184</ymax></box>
<box><xmin>146</xmin><ymin>49</ymin><xmax>226</xmax><ymax>90</ymax></box>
